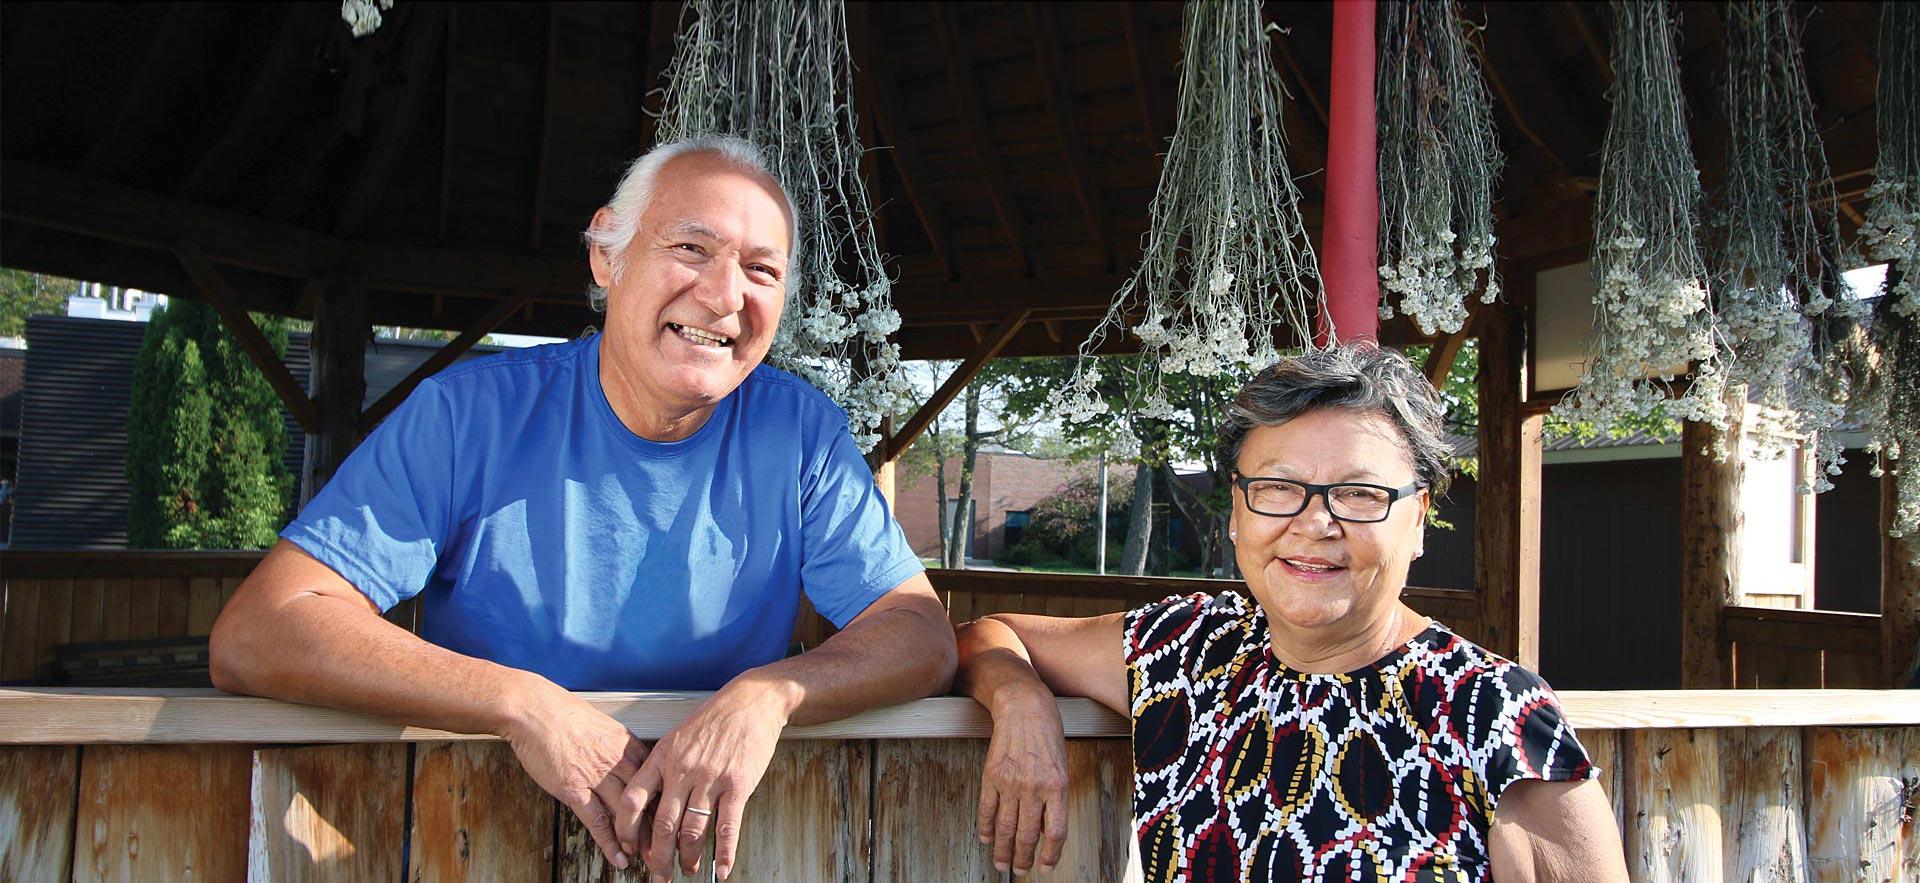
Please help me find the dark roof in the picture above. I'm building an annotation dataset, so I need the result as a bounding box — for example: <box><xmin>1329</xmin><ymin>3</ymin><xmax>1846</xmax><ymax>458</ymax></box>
<box><xmin>0</xmin><ymin>2</ymin><xmax>1885</xmax><ymax>360</ymax></box>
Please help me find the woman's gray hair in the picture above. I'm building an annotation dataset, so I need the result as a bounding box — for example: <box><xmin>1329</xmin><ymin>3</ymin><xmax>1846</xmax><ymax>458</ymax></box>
<box><xmin>1219</xmin><ymin>342</ymin><xmax>1453</xmax><ymax>496</ymax></box>
<box><xmin>581</xmin><ymin>135</ymin><xmax>798</xmax><ymax>312</ymax></box>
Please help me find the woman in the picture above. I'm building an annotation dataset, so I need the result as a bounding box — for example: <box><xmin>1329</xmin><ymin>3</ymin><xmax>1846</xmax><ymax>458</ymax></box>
<box><xmin>956</xmin><ymin>344</ymin><xmax>1626</xmax><ymax>881</ymax></box>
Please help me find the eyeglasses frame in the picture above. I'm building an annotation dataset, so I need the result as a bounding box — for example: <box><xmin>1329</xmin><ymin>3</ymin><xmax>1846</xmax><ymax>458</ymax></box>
<box><xmin>1230</xmin><ymin>474</ymin><xmax>1425</xmax><ymax>524</ymax></box>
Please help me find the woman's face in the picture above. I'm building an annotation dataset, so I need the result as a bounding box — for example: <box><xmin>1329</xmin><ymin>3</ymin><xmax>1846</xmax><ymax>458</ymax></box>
<box><xmin>1230</xmin><ymin>407</ymin><xmax>1429</xmax><ymax>635</ymax></box>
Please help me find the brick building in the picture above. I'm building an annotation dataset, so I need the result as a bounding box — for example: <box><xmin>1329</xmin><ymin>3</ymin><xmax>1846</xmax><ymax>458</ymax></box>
<box><xmin>893</xmin><ymin>449</ymin><xmax>1135</xmax><ymax>563</ymax></box>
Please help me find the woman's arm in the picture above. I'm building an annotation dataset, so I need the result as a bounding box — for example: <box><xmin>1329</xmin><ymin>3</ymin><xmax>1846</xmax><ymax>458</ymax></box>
<box><xmin>1488</xmin><ymin>779</ymin><xmax>1629</xmax><ymax>882</ymax></box>
<box><xmin>954</xmin><ymin>613</ymin><xmax>1127</xmax><ymax>877</ymax></box>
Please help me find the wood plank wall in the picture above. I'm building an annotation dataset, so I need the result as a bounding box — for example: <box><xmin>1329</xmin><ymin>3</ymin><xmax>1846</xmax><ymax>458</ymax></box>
<box><xmin>1</xmin><ymin>554</ymin><xmax>1886</xmax><ymax>689</ymax></box>
<box><xmin>0</xmin><ymin>738</ymin><xmax>1139</xmax><ymax>883</ymax></box>
<box><xmin>5</xmin><ymin>725</ymin><xmax>1917</xmax><ymax>882</ymax></box>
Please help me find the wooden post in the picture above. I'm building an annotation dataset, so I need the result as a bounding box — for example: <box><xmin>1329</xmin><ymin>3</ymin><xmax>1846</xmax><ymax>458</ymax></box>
<box><xmin>1681</xmin><ymin>390</ymin><xmax>1742</xmax><ymax>689</ymax></box>
<box><xmin>1624</xmin><ymin>729</ymin><xmax>1724</xmax><ymax>881</ymax></box>
<box><xmin>1474</xmin><ymin>299</ymin><xmax>1542</xmax><ymax>666</ymax></box>
<box><xmin>301</xmin><ymin>269</ymin><xmax>369</xmax><ymax>507</ymax></box>
<box><xmin>1883</xmin><ymin>471</ymin><xmax>1919</xmax><ymax>687</ymax></box>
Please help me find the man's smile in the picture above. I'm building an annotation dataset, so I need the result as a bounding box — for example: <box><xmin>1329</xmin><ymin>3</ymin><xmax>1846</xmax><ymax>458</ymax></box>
<box><xmin>666</xmin><ymin>322</ymin><xmax>734</xmax><ymax>348</ymax></box>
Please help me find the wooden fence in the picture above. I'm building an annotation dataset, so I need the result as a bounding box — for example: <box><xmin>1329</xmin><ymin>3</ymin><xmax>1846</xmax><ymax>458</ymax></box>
<box><xmin>1726</xmin><ymin>606</ymin><xmax>1884</xmax><ymax>689</ymax></box>
<box><xmin>3</xmin><ymin>690</ymin><xmax>1919</xmax><ymax>882</ymax></box>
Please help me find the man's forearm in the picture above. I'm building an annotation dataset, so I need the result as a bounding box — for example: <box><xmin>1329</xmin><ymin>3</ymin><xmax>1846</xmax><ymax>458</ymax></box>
<box><xmin>731</xmin><ymin>599</ymin><xmax>957</xmax><ymax>727</ymax></box>
<box><xmin>211</xmin><ymin>590</ymin><xmax>557</xmax><ymax>738</ymax></box>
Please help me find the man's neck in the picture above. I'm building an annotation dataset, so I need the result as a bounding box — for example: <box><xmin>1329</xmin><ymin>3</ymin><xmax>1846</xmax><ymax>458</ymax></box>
<box><xmin>598</xmin><ymin>345</ymin><xmax>716</xmax><ymax>443</ymax></box>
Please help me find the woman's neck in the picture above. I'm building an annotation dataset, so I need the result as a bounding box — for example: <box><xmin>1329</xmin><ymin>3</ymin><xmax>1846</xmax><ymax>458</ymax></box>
<box><xmin>1265</xmin><ymin>601</ymin><xmax>1425</xmax><ymax>674</ymax></box>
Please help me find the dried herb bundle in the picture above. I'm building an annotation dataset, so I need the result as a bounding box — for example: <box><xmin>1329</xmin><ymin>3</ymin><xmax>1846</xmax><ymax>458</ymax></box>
<box><xmin>1057</xmin><ymin>0</ymin><xmax>1321</xmax><ymax>425</ymax></box>
<box><xmin>1555</xmin><ymin>0</ymin><xmax>1730</xmax><ymax>439</ymax></box>
<box><xmin>1376</xmin><ymin>0</ymin><xmax>1503</xmax><ymax>337</ymax></box>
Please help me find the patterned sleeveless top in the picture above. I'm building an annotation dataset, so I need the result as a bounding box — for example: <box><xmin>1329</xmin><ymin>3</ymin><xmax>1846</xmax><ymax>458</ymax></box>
<box><xmin>1123</xmin><ymin>592</ymin><xmax>1595</xmax><ymax>882</ymax></box>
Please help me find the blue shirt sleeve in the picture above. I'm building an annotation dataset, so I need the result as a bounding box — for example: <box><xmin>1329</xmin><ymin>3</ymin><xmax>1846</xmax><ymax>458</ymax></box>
<box><xmin>797</xmin><ymin>421</ymin><xmax>925</xmax><ymax>627</ymax></box>
<box><xmin>280</xmin><ymin>381</ymin><xmax>456</xmax><ymax>611</ymax></box>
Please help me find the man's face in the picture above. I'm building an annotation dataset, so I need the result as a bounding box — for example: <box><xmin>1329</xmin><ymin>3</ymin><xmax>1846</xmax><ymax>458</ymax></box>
<box><xmin>589</xmin><ymin>153</ymin><xmax>792</xmax><ymax>411</ymax></box>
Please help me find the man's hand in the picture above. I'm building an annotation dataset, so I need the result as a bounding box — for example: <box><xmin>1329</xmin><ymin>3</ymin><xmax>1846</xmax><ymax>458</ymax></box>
<box><xmin>502</xmin><ymin>687</ymin><xmax>651</xmax><ymax>870</ymax></box>
<box><xmin>623</xmin><ymin>677</ymin><xmax>792</xmax><ymax>879</ymax></box>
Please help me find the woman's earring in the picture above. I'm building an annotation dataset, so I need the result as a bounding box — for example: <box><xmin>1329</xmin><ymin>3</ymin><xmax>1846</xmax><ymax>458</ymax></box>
<box><xmin>1229</xmin><ymin>531</ymin><xmax>1238</xmax><ymax>540</ymax></box>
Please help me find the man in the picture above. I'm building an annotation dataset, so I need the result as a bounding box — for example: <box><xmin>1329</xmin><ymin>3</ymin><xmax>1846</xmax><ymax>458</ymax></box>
<box><xmin>210</xmin><ymin>136</ymin><xmax>955</xmax><ymax>880</ymax></box>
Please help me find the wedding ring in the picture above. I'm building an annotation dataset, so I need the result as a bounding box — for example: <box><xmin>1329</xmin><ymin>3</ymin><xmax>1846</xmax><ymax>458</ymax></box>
<box><xmin>684</xmin><ymin>806</ymin><xmax>715</xmax><ymax>816</ymax></box>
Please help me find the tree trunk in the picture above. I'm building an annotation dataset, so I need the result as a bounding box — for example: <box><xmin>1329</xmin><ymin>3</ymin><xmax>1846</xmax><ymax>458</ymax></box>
<box><xmin>1149</xmin><ymin>465</ymin><xmax>1173</xmax><ymax>576</ymax></box>
<box><xmin>930</xmin><ymin>413</ymin><xmax>950</xmax><ymax>566</ymax></box>
<box><xmin>1162</xmin><ymin>465</ymin><xmax>1215</xmax><ymax>576</ymax></box>
<box><xmin>1119</xmin><ymin>464</ymin><xmax>1152</xmax><ymax>575</ymax></box>
<box><xmin>944</xmin><ymin>384</ymin><xmax>982</xmax><ymax>569</ymax></box>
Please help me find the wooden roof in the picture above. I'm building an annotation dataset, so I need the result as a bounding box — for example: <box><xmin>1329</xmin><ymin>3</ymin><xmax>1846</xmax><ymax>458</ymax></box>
<box><xmin>0</xmin><ymin>1</ymin><xmax>1885</xmax><ymax>359</ymax></box>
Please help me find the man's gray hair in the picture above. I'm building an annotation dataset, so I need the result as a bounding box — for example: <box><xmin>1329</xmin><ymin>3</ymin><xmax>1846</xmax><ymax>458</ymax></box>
<box><xmin>581</xmin><ymin>134</ymin><xmax>798</xmax><ymax>311</ymax></box>
<box><xmin>1218</xmin><ymin>342</ymin><xmax>1453</xmax><ymax>496</ymax></box>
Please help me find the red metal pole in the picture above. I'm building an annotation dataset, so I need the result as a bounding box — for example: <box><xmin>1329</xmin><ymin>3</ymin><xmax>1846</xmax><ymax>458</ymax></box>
<box><xmin>1316</xmin><ymin>0</ymin><xmax>1380</xmax><ymax>345</ymax></box>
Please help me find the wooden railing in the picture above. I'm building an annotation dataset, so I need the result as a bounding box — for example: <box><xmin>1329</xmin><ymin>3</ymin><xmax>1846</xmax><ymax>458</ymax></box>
<box><xmin>2</xmin><ymin>689</ymin><xmax>1917</xmax><ymax>881</ymax></box>
<box><xmin>1725</xmin><ymin>606</ymin><xmax>1883</xmax><ymax>688</ymax></box>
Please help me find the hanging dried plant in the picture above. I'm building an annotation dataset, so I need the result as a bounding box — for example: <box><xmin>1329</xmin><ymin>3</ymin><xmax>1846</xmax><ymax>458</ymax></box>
<box><xmin>1554</xmin><ymin>0</ymin><xmax>1730</xmax><ymax>440</ymax></box>
<box><xmin>1709</xmin><ymin>0</ymin><xmax>1862</xmax><ymax>478</ymax></box>
<box><xmin>1055</xmin><ymin>0</ymin><xmax>1321</xmax><ymax>425</ymax></box>
<box><xmin>1856</xmin><ymin>2</ymin><xmax>1920</xmax><ymax>543</ymax></box>
<box><xmin>1375</xmin><ymin>0</ymin><xmax>1503</xmax><ymax>337</ymax></box>
<box><xmin>1859</xmin><ymin>3</ymin><xmax>1919</xmax><ymax>318</ymax></box>
<box><xmin>653</xmin><ymin>0</ymin><xmax>908</xmax><ymax>450</ymax></box>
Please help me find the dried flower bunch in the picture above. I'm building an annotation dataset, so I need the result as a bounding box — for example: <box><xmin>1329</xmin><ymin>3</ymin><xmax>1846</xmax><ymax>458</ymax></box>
<box><xmin>340</xmin><ymin>0</ymin><xmax>394</xmax><ymax>38</ymax></box>
<box><xmin>1856</xmin><ymin>3</ymin><xmax>1920</xmax><ymax>543</ymax></box>
<box><xmin>654</xmin><ymin>0</ymin><xmax>910</xmax><ymax>451</ymax></box>
<box><xmin>1554</xmin><ymin>0</ymin><xmax>1730</xmax><ymax>440</ymax></box>
<box><xmin>1709</xmin><ymin>0</ymin><xmax>1863</xmax><ymax>477</ymax></box>
<box><xmin>1375</xmin><ymin>0</ymin><xmax>1503</xmax><ymax>337</ymax></box>
<box><xmin>1057</xmin><ymin>0</ymin><xmax>1321</xmax><ymax>426</ymax></box>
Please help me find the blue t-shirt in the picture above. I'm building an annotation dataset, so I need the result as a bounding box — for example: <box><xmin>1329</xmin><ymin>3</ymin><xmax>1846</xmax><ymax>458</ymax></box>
<box><xmin>282</xmin><ymin>334</ymin><xmax>923</xmax><ymax>690</ymax></box>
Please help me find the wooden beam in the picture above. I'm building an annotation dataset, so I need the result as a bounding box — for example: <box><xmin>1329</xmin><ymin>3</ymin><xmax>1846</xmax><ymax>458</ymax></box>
<box><xmin>172</xmin><ymin>242</ymin><xmax>320</xmax><ymax>434</ymax></box>
<box><xmin>361</xmin><ymin>289</ymin><xmax>538</xmax><ymax>427</ymax></box>
<box><xmin>4</xmin><ymin>160</ymin><xmax>587</xmax><ymax>299</ymax></box>
<box><xmin>1120</xmin><ymin>2</ymin><xmax>1172</xmax><ymax>145</ymax></box>
<box><xmin>1884</xmin><ymin>470</ymin><xmax>1920</xmax><ymax>686</ymax></box>
<box><xmin>528</xmin><ymin>4</ymin><xmax>561</xmax><ymax>251</ymax></box>
<box><xmin>265</xmin><ymin>15</ymin><xmax>387</xmax><ymax>221</ymax></box>
<box><xmin>1423</xmin><ymin>313</ymin><xmax>1475</xmax><ymax>389</ymax></box>
<box><xmin>882</xmin><ymin>308</ymin><xmax>1031</xmax><ymax>462</ymax></box>
<box><xmin>1561</xmin><ymin>1</ymin><xmax>1610</xmax><ymax>82</ymax></box>
<box><xmin>178</xmin><ymin>6</ymin><xmax>339</xmax><ymax>198</ymax></box>
<box><xmin>1474</xmin><ymin>299</ymin><xmax>1541</xmax><ymax>666</ymax></box>
<box><xmin>933</xmin><ymin>6</ymin><xmax>1032</xmax><ymax>276</ymax></box>
<box><xmin>639</xmin><ymin>2</ymin><xmax>681</xmax><ymax>149</ymax></box>
<box><xmin>1681</xmin><ymin>396</ymin><xmax>1742</xmax><ymax>688</ymax></box>
<box><xmin>334</xmin><ymin>6</ymin><xmax>449</xmax><ymax>237</ymax></box>
<box><xmin>439</xmin><ymin>5</ymin><xmax>460</xmax><ymax>242</ymax></box>
<box><xmin>849</xmin><ymin>3</ymin><xmax>958</xmax><ymax>279</ymax></box>
<box><xmin>303</xmin><ymin>270</ymin><xmax>370</xmax><ymax>505</ymax></box>
<box><xmin>79</xmin><ymin>5</ymin><xmax>225</xmax><ymax>177</ymax></box>
<box><xmin>1026</xmin><ymin>2</ymin><xmax>1116</xmax><ymax>270</ymax></box>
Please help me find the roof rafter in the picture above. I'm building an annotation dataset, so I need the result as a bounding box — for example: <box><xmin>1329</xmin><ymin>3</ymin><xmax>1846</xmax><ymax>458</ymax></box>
<box><xmin>334</xmin><ymin>5</ymin><xmax>450</xmax><ymax>237</ymax></box>
<box><xmin>1121</xmin><ymin>2</ymin><xmax>1172</xmax><ymax>146</ymax></box>
<box><xmin>178</xmin><ymin>5</ymin><xmax>338</xmax><ymax>198</ymax></box>
<box><xmin>850</xmin><ymin>2</ymin><xmax>958</xmax><ymax>280</ymax></box>
<box><xmin>1026</xmin><ymin>2</ymin><xmax>1116</xmax><ymax>270</ymax></box>
<box><xmin>530</xmin><ymin>4</ymin><xmax>562</xmax><ymax>250</ymax></box>
<box><xmin>934</xmin><ymin>5</ymin><xmax>1033</xmax><ymax>276</ymax></box>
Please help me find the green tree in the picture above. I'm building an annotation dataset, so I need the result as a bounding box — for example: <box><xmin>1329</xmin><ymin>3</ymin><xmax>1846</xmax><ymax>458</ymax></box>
<box><xmin>126</xmin><ymin>301</ymin><xmax>292</xmax><ymax>548</ymax></box>
<box><xmin>0</xmin><ymin>269</ymin><xmax>80</xmax><ymax>337</ymax></box>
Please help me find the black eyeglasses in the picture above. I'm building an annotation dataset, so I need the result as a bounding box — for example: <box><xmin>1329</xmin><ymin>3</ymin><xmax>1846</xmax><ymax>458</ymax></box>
<box><xmin>1232</xmin><ymin>475</ymin><xmax>1423</xmax><ymax>523</ymax></box>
